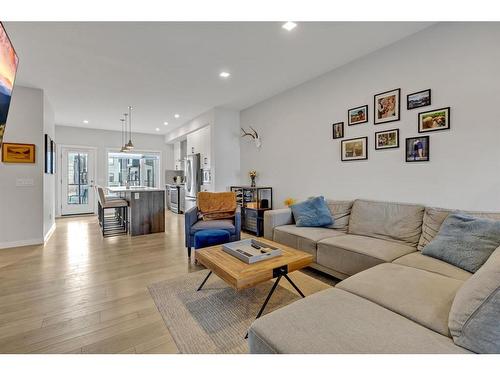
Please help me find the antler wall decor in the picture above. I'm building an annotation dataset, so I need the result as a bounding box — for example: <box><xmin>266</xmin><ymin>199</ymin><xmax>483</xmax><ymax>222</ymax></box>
<box><xmin>241</xmin><ymin>126</ymin><xmax>262</xmax><ymax>148</ymax></box>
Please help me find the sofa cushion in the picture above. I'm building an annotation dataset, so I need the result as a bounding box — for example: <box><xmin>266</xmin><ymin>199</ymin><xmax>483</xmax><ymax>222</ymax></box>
<box><xmin>248</xmin><ymin>288</ymin><xmax>469</xmax><ymax>354</ymax></box>
<box><xmin>417</xmin><ymin>207</ymin><xmax>500</xmax><ymax>251</ymax></box>
<box><xmin>273</xmin><ymin>225</ymin><xmax>344</xmax><ymax>260</ymax></box>
<box><xmin>325</xmin><ymin>200</ymin><xmax>353</xmax><ymax>232</ymax></box>
<box><xmin>337</xmin><ymin>263</ymin><xmax>465</xmax><ymax>337</ymax></box>
<box><xmin>190</xmin><ymin>219</ymin><xmax>235</xmax><ymax>235</ymax></box>
<box><xmin>316</xmin><ymin>234</ymin><xmax>416</xmax><ymax>276</ymax></box>
<box><xmin>348</xmin><ymin>199</ymin><xmax>424</xmax><ymax>246</ymax></box>
<box><xmin>290</xmin><ymin>196</ymin><xmax>333</xmax><ymax>227</ymax></box>
<box><xmin>449</xmin><ymin>246</ymin><xmax>500</xmax><ymax>353</ymax></box>
<box><xmin>422</xmin><ymin>214</ymin><xmax>500</xmax><ymax>273</ymax></box>
<box><xmin>393</xmin><ymin>252</ymin><xmax>472</xmax><ymax>281</ymax></box>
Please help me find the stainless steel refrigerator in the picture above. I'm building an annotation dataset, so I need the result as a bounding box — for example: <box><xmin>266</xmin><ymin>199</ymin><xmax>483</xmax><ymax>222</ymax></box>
<box><xmin>184</xmin><ymin>153</ymin><xmax>201</xmax><ymax>212</ymax></box>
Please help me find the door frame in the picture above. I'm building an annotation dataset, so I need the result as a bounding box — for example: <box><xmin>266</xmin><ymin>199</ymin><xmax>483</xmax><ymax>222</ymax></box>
<box><xmin>57</xmin><ymin>144</ymin><xmax>98</xmax><ymax>217</ymax></box>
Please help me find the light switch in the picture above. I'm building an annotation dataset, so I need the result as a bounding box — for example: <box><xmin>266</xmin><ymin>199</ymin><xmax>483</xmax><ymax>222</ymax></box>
<box><xmin>16</xmin><ymin>178</ymin><xmax>34</xmax><ymax>186</ymax></box>
<box><xmin>134</xmin><ymin>193</ymin><xmax>140</xmax><ymax>199</ymax></box>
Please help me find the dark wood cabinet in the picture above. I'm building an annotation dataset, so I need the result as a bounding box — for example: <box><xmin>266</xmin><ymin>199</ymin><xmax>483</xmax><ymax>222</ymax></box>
<box><xmin>230</xmin><ymin>186</ymin><xmax>272</xmax><ymax>237</ymax></box>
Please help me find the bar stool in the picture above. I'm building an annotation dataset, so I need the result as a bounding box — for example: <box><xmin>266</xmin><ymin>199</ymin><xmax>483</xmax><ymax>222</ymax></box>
<box><xmin>97</xmin><ymin>186</ymin><xmax>129</xmax><ymax>237</ymax></box>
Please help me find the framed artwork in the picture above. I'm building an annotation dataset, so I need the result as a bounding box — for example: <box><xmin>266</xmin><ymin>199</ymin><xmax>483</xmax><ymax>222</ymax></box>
<box><xmin>407</xmin><ymin>89</ymin><xmax>431</xmax><ymax>110</ymax></box>
<box><xmin>332</xmin><ymin>122</ymin><xmax>344</xmax><ymax>139</ymax></box>
<box><xmin>375</xmin><ymin>129</ymin><xmax>399</xmax><ymax>150</ymax></box>
<box><xmin>44</xmin><ymin>134</ymin><xmax>51</xmax><ymax>173</ymax></box>
<box><xmin>341</xmin><ymin>136</ymin><xmax>368</xmax><ymax>161</ymax></box>
<box><xmin>418</xmin><ymin>107</ymin><xmax>450</xmax><ymax>133</ymax></box>
<box><xmin>406</xmin><ymin>136</ymin><xmax>430</xmax><ymax>162</ymax></box>
<box><xmin>50</xmin><ymin>139</ymin><xmax>56</xmax><ymax>174</ymax></box>
<box><xmin>348</xmin><ymin>105</ymin><xmax>368</xmax><ymax>126</ymax></box>
<box><xmin>1</xmin><ymin>142</ymin><xmax>36</xmax><ymax>163</ymax></box>
<box><xmin>374</xmin><ymin>88</ymin><xmax>400</xmax><ymax>124</ymax></box>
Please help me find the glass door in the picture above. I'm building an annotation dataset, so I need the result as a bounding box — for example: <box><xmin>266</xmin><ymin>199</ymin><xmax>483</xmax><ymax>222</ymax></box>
<box><xmin>61</xmin><ymin>147</ymin><xmax>96</xmax><ymax>215</ymax></box>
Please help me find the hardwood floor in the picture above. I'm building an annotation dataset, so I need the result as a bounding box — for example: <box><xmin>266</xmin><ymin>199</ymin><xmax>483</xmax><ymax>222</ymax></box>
<box><xmin>0</xmin><ymin>211</ymin><xmax>333</xmax><ymax>354</ymax></box>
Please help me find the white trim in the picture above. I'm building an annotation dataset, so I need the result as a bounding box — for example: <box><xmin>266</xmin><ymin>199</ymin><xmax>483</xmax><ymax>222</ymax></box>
<box><xmin>0</xmin><ymin>238</ymin><xmax>43</xmax><ymax>250</ymax></box>
<box><xmin>59</xmin><ymin>145</ymin><xmax>98</xmax><ymax>216</ymax></box>
<box><xmin>44</xmin><ymin>222</ymin><xmax>56</xmax><ymax>243</ymax></box>
<box><xmin>105</xmin><ymin>147</ymin><xmax>163</xmax><ymax>188</ymax></box>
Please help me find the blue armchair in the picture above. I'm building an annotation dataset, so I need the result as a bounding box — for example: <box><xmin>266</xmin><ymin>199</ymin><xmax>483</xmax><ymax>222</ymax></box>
<box><xmin>184</xmin><ymin>206</ymin><xmax>241</xmax><ymax>258</ymax></box>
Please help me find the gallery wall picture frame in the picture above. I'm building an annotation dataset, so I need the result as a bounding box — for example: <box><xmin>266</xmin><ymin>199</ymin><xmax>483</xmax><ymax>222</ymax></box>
<box><xmin>50</xmin><ymin>139</ymin><xmax>56</xmax><ymax>174</ymax></box>
<box><xmin>347</xmin><ymin>105</ymin><xmax>368</xmax><ymax>126</ymax></box>
<box><xmin>405</xmin><ymin>136</ymin><xmax>430</xmax><ymax>162</ymax></box>
<box><xmin>1</xmin><ymin>142</ymin><xmax>36</xmax><ymax>163</ymax></box>
<box><xmin>375</xmin><ymin>128</ymin><xmax>400</xmax><ymax>150</ymax></box>
<box><xmin>418</xmin><ymin>107</ymin><xmax>451</xmax><ymax>133</ymax></box>
<box><xmin>332</xmin><ymin>122</ymin><xmax>344</xmax><ymax>139</ymax></box>
<box><xmin>374</xmin><ymin>88</ymin><xmax>401</xmax><ymax>125</ymax></box>
<box><xmin>407</xmin><ymin>89</ymin><xmax>431</xmax><ymax>110</ymax></box>
<box><xmin>44</xmin><ymin>134</ymin><xmax>51</xmax><ymax>173</ymax></box>
<box><xmin>341</xmin><ymin>136</ymin><xmax>368</xmax><ymax>161</ymax></box>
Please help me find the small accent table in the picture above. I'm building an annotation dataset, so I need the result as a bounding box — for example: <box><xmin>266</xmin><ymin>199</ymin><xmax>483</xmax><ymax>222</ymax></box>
<box><xmin>194</xmin><ymin>238</ymin><xmax>313</xmax><ymax>338</ymax></box>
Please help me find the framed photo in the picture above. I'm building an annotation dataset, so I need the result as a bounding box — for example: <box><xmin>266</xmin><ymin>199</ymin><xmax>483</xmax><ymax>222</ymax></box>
<box><xmin>44</xmin><ymin>134</ymin><xmax>51</xmax><ymax>173</ymax></box>
<box><xmin>375</xmin><ymin>129</ymin><xmax>399</xmax><ymax>150</ymax></box>
<box><xmin>374</xmin><ymin>88</ymin><xmax>400</xmax><ymax>124</ymax></box>
<box><xmin>332</xmin><ymin>122</ymin><xmax>344</xmax><ymax>139</ymax></box>
<box><xmin>407</xmin><ymin>89</ymin><xmax>431</xmax><ymax>110</ymax></box>
<box><xmin>348</xmin><ymin>105</ymin><xmax>368</xmax><ymax>126</ymax></box>
<box><xmin>1</xmin><ymin>142</ymin><xmax>36</xmax><ymax>163</ymax></box>
<box><xmin>406</xmin><ymin>136</ymin><xmax>429</xmax><ymax>162</ymax></box>
<box><xmin>50</xmin><ymin>139</ymin><xmax>56</xmax><ymax>174</ymax></box>
<box><xmin>418</xmin><ymin>107</ymin><xmax>450</xmax><ymax>133</ymax></box>
<box><xmin>341</xmin><ymin>136</ymin><xmax>368</xmax><ymax>161</ymax></box>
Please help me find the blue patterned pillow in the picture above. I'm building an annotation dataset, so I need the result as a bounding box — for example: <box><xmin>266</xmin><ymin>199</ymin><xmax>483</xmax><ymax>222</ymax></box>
<box><xmin>290</xmin><ymin>196</ymin><xmax>334</xmax><ymax>227</ymax></box>
<box><xmin>422</xmin><ymin>214</ymin><xmax>500</xmax><ymax>273</ymax></box>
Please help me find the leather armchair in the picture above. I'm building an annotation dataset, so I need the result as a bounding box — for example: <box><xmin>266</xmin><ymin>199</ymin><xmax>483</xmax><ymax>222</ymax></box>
<box><xmin>184</xmin><ymin>206</ymin><xmax>241</xmax><ymax>258</ymax></box>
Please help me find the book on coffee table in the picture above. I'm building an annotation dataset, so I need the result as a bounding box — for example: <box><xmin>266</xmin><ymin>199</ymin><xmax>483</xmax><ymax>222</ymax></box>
<box><xmin>222</xmin><ymin>239</ymin><xmax>282</xmax><ymax>264</ymax></box>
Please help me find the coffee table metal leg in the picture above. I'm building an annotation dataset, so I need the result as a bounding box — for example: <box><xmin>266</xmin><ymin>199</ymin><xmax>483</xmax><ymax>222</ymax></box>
<box><xmin>245</xmin><ymin>273</ymin><xmax>307</xmax><ymax>339</ymax></box>
<box><xmin>244</xmin><ymin>275</ymin><xmax>282</xmax><ymax>339</ymax></box>
<box><xmin>197</xmin><ymin>271</ymin><xmax>212</xmax><ymax>291</ymax></box>
<box><xmin>283</xmin><ymin>274</ymin><xmax>306</xmax><ymax>298</ymax></box>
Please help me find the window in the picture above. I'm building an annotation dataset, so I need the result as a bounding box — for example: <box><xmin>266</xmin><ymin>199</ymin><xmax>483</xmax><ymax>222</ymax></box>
<box><xmin>107</xmin><ymin>152</ymin><xmax>160</xmax><ymax>188</ymax></box>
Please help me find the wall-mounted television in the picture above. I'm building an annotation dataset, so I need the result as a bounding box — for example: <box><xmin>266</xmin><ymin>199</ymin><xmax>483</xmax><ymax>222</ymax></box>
<box><xmin>0</xmin><ymin>22</ymin><xmax>19</xmax><ymax>151</ymax></box>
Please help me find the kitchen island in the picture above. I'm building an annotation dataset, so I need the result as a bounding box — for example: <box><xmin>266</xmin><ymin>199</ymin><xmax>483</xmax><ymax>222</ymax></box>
<box><xmin>107</xmin><ymin>186</ymin><xmax>165</xmax><ymax>236</ymax></box>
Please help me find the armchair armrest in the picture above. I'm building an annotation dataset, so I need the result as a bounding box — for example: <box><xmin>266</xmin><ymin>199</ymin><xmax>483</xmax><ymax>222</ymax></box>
<box><xmin>264</xmin><ymin>208</ymin><xmax>294</xmax><ymax>240</ymax></box>
<box><xmin>234</xmin><ymin>206</ymin><xmax>241</xmax><ymax>239</ymax></box>
<box><xmin>184</xmin><ymin>206</ymin><xmax>199</xmax><ymax>246</ymax></box>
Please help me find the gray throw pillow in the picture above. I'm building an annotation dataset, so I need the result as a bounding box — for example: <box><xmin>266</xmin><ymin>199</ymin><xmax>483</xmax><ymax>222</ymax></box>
<box><xmin>422</xmin><ymin>214</ymin><xmax>500</xmax><ymax>273</ymax></box>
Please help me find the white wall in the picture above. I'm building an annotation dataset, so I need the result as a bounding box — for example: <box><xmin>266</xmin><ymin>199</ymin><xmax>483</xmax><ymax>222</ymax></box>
<box><xmin>240</xmin><ymin>23</ymin><xmax>500</xmax><ymax>211</ymax></box>
<box><xmin>43</xmin><ymin>96</ymin><xmax>56</xmax><ymax>239</ymax></box>
<box><xmin>55</xmin><ymin>125</ymin><xmax>168</xmax><ymax>216</ymax></box>
<box><xmin>0</xmin><ymin>86</ymin><xmax>45</xmax><ymax>248</ymax></box>
<box><xmin>212</xmin><ymin>108</ymin><xmax>240</xmax><ymax>191</ymax></box>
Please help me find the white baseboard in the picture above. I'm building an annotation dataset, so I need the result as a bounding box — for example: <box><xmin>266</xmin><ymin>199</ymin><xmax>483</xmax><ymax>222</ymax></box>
<box><xmin>44</xmin><ymin>222</ymin><xmax>57</xmax><ymax>243</ymax></box>
<box><xmin>0</xmin><ymin>238</ymin><xmax>43</xmax><ymax>250</ymax></box>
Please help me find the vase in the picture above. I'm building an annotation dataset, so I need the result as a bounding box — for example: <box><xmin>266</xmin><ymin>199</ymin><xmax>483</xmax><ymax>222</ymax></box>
<box><xmin>250</xmin><ymin>176</ymin><xmax>256</xmax><ymax>187</ymax></box>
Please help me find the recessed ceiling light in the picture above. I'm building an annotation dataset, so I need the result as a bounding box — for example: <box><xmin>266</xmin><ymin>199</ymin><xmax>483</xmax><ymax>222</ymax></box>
<box><xmin>219</xmin><ymin>71</ymin><xmax>231</xmax><ymax>78</ymax></box>
<box><xmin>282</xmin><ymin>22</ymin><xmax>297</xmax><ymax>31</ymax></box>
<box><xmin>83</xmin><ymin>120</ymin><xmax>89</xmax><ymax>124</ymax></box>
<box><xmin>163</xmin><ymin>121</ymin><xmax>169</xmax><ymax>126</ymax></box>
<box><xmin>174</xmin><ymin>114</ymin><xmax>180</xmax><ymax>119</ymax></box>
<box><xmin>155</xmin><ymin>128</ymin><xmax>160</xmax><ymax>132</ymax></box>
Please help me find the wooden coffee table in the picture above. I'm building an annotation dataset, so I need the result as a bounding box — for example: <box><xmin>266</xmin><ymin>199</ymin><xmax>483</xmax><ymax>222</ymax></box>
<box><xmin>194</xmin><ymin>238</ymin><xmax>313</xmax><ymax>337</ymax></box>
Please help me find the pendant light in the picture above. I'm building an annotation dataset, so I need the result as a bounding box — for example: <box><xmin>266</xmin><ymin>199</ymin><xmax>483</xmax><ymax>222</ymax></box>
<box><xmin>119</xmin><ymin>118</ymin><xmax>128</xmax><ymax>153</ymax></box>
<box><xmin>125</xmin><ymin>106</ymin><xmax>134</xmax><ymax>150</ymax></box>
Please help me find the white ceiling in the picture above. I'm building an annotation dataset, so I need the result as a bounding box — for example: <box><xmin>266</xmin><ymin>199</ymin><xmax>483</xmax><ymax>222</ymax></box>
<box><xmin>5</xmin><ymin>22</ymin><xmax>433</xmax><ymax>135</ymax></box>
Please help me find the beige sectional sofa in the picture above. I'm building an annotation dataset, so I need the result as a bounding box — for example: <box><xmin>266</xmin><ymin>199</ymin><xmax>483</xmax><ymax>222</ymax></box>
<box><xmin>248</xmin><ymin>199</ymin><xmax>500</xmax><ymax>353</ymax></box>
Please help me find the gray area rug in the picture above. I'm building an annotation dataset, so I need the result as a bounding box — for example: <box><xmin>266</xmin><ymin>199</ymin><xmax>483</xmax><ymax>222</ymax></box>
<box><xmin>148</xmin><ymin>269</ymin><xmax>334</xmax><ymax>354</ymax></box>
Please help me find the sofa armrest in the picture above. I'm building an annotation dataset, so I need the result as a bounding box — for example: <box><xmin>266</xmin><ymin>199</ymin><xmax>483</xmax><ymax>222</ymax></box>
<box><xmin>264</xmin><ymin>208</ymin><xmax>294</xmax><ymax>240</ymax></box>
